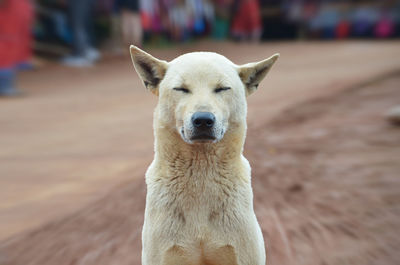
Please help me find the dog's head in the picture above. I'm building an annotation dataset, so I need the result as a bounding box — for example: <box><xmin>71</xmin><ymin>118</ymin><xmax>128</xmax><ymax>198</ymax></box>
<box><xmin>130</xmin><ymin>46</ymin><xmax>278</xmax><ymax>144</ymax></box>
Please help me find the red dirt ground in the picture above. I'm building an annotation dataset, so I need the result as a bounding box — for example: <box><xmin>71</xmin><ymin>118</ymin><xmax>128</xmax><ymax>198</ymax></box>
<box><xmin>0</xmin><ymin>41</ymin><xmax>399</xmax><ymax>265</ymax></box>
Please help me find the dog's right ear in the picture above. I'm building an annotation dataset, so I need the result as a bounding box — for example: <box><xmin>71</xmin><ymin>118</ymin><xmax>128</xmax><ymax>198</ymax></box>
<box><xmin>130</xmin><ymin>45</ymin><xmax>168</xmax><ymax>96</ymax></box>
<box><xmin>238</xmin><ymin>53</ymin><xmax>279</xmax><ymax>96</ymax></box>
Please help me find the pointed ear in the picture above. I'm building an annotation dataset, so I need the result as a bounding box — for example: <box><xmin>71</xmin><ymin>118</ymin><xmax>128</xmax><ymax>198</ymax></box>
<box><xmin>130</xmin><ymin>45</ymin><xmax>168</xmax><ymax>96</ymax></box>
<box><xmin>238</xmin><ymin>53</ymin><xmax>279</xmax><ymax>96</ymax></box>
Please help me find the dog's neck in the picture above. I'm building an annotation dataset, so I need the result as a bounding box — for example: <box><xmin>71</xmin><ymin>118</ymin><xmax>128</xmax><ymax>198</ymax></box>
<box><xmin>153</xmin><ymin>122</ymin><xmax>247</xmax><ymax>177</ymax></box>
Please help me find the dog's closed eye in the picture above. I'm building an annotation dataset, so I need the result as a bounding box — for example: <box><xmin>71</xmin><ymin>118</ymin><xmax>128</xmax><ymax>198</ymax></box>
<box><xmin>214</xmin><ymin>87</ymin><xmax>231</xmax><ymax>93</ymax></box>
<box><xmin>173</xmin><ymin>87</ymin><xmax>190</xmax><ymax>93</ymax></box>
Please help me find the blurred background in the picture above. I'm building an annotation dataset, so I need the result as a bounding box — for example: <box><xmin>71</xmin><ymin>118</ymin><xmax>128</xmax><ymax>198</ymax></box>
<box><xmin>1</xmin><ymin>0</ymin><xmax>400</xmax><ymax>265</ymax></box>
<box><xmin>2</xmin><ymin>0</ymin><xmax>400</xmax><ymax>73</ymax></box>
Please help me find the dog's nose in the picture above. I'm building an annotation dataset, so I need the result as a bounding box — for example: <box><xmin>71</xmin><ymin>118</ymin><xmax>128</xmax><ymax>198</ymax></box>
<box><xmin>192</xmin><ymin>112</ymin><xmax>215</xmax><ymax>129</ymax></box>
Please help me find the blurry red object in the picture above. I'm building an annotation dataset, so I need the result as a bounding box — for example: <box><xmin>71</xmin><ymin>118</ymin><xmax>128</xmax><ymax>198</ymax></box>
<box><xmin>0</xmin><ymin>0</ymin><xmax>33</xmax><ymax>68</ymax></box>
<box><xmin>336</xmin><ymin>21</ymin><xmax>350</xmax><ymax>39</ymax></box>
<box><xmin>231</xmin><ymin>0</ymin><xmax>262</xmax><ymax>37</ymax></box>
<box><xmin>141</xmin><ymin>12</ymin><xmax>152</xmax><ymax>31</ymax></box>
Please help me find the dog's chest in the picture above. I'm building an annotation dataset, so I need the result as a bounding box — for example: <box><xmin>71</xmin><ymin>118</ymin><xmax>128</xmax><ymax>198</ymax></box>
<box><xmin>148</xmin><ymin>172</ymin><xmax>251</xmax><ymax>230</ymax></box>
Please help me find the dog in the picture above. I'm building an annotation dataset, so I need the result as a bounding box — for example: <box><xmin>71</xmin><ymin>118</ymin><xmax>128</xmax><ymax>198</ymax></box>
<box><xmin>130</xmin><ymin>45</ymin><xmax>279</xmax><ymax>265</ymax></box>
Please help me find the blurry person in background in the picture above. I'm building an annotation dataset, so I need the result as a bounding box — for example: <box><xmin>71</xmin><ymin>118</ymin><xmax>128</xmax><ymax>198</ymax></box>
<box><xmin>313</xmin><ymin>3</ymin><xmax>340</xmax><ymax>39</ymax></box>
<box><xmin>395</xmin><ymin>1</ymin><xmax>400</xmax><ymax>37</ymax></box>
<box><xmin>62</xmin><ymin>0</ymin><xmax>100</xmax><ymax>67</ymax></box>
<box><xmin>168</xmin><ymin>0</ymin><xmax>190</xmax><ymax>41</ymax></box>
<box><xmin>212</xmin><ymin>0</ymin><xmax>234</xmax><ymax>40</ymax></box>
<box><xmin>335</xmin><ymin>3</ymin><xmax>351</xmax><ymax>40</ymax></box>
<box><xmin>109</xmin><ymin>0</ymin><xmax>124</xmax><ymax>54</ymax></box>
<box><xmin>374</xmin><ymin>4</ymin><xmax>396</xmax><ymax>39</ymax></box>
<box><xmin>119</xmin><ymin>0</ymin><xmax>142</xmax><ymax>48</ymax></box>
<box><xmin>351</xmin><ymin>4</ymin><xmax>379</xmax><ymax>38</ymax></box>
<box><xmin>231</xmin><ymin>0</ymin><xmax>262</xmax><ymax>42</ymax></box>
<box><xmin>190</xmin><ymin>0</ymin><xmax>214</xmax><ymax>37</ymax></box>
<box><xmin>0</xmin><ymin>0</ymin><xmax>34</xmax><ymax>96</ymax></box>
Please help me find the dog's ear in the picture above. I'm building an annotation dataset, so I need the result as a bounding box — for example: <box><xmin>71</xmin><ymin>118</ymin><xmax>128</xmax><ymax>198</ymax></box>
<box><xmin>238</xmin><ymin>53</ymin><xmax>279</xmax><ymax>96</ymax></box>
<box><xmin>130</xmin><ymin>45</ymin><xmax>168</xmax><ymax>96</ymax></box>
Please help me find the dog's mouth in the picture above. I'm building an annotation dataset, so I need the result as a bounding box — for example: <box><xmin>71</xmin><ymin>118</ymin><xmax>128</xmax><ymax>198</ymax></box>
<box><xmin>190</xmin><ymin>134</ymin><xmax>216</xmax><ymax>142</ymax></box>
<box><xmin>180</xmin><ymin>128</ymin><xmax>217</xmax><ymax>143</ymax></box>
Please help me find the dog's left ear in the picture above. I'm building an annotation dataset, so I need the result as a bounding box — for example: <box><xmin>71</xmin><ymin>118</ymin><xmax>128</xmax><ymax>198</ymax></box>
<box><xmin>130</xmin><ymin>45</ymin><xmax>168</xmax><ymax>96</ymax></box>
<box><xmin>238</xmin><ymin>53</ymin><xmax>279</xmax><ymax>96</ymax></box>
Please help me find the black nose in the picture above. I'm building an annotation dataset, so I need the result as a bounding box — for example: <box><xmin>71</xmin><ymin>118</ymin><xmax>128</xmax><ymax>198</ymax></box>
<box><xmin>192</xmin><ymin>112</ymin><xmax>215</xmax><ymax>129</ymax></box>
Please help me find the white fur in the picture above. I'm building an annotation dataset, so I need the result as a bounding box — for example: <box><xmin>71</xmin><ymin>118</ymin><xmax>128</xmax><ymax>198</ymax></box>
<box><xmin>130</xmin><ymin>46</ymin><xmax>279</xmax><ymax>265</ymax></box>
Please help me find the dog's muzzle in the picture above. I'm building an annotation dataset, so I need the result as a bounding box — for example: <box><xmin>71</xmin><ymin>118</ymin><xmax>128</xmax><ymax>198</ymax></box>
<box><xmin>190</xmin><ymin>112</ymin><xmax>216</xmax><ymax>141</ymax></box>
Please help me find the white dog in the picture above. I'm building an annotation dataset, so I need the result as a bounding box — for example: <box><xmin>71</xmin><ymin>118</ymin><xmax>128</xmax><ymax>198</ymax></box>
<box><xmin>130</xmin><ymin>45</ymin><xmax>279</xmax><ymax>265</ymax></box>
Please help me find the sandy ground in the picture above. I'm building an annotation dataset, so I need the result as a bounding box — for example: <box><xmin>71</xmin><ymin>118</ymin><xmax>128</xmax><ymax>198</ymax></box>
<box><xmin>0</xmin><ymin>41</ymin><xmax>399</xmax><ymax>264</ymax></box>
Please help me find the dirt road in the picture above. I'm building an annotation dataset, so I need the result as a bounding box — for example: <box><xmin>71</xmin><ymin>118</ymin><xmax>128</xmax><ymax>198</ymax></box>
<box><xmin>0</xmin><ymin>41</ymin><xmax>399</xmax><ymax>264</ymax></box>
